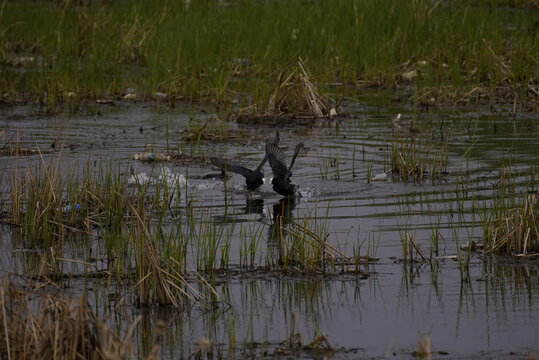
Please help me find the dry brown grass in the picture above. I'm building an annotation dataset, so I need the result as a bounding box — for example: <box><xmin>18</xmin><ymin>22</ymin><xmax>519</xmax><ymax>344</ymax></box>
<box><xmin>268</xmin><ymin>58</ymin><xmax>332</xmax><ymax>118</ymax></box>
<box><xmin>0</xmin><ymin>280</ymin><xmax>139</xmax><ymax>360</ymax></box>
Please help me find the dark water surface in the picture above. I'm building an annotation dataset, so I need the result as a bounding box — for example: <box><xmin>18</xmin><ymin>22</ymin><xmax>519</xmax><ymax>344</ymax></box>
<box><xmin>1</xmin><ymin>102</ymin><xmax>538</xmax><ymax>358</ymax></box>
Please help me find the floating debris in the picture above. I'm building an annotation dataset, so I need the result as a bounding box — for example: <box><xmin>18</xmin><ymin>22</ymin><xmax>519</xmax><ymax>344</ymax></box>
<box><xmin>0</xmin><ymin>147</ymin><xmax>43</xmax><ymax>156</ymax></box>
<box><xmin>5</xmin><ymin>55</ymin><xmax>35</xmax><ymax>67</ymax></box>
<box><xmin>371</xmin><ymin>172</ymin><xmax>388</xmax><ymax>181</ymax></box>
<box><xmin>401</xmin><ymin>69</ymin><xmax>417</xmax><ymax>81</ymax></box>
<box><xmin>127</xmin><ymin>167</ymin><xmax>187</xmax><ymax>187</ymax></box>
<box><xmin>460</xmin><ymin>241</ymin><xmax>484</xmax><ymax>252</ymax></box>
<box><xmin>154</xmin><ymin>92</ymin><xmax>168</xmax><ymax>100</ymax></box>
<box><xmin>123</xmin><ymin>93</ymin><xmax>137</xmax><ymax>101</ymax></box>
<box><xmin>434</xmin><ymin>255</ymin><xmax>459</xmax><ymax>260</ymax></box>
<box><xmin>392</xmin><ymin>113</ymin><xmax>403</xmax><ymax>132</ymax></box>
<box><xmin>233</xmin><ymin>58</ymin><xmax>248</xmax><ymax>66</ymax></box>
<box><xmin>127</xmin><ymin>172</ymin><xmax>151</xmax><ymax>185</ymax></box>
<box><xmin>133</xmin><ymin>152</ymin><xmax>171</xmax><ymax>162</ymax></box>
<box><xmin>96</xmin><ymin>99</ymin><xmax>114</xmax><ymax>104</ymax></box>
<box><xmin>57</xmin><ymin>203</ymin><xmax>81</xmax><ymax>213</ymax></box>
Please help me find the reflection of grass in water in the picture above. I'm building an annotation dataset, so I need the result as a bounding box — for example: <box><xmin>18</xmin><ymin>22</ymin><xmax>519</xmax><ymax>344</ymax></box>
<box><xmin>1</xmin><ymin>1</ymin><xmax>537</xmax><ymax>108</ymax></box>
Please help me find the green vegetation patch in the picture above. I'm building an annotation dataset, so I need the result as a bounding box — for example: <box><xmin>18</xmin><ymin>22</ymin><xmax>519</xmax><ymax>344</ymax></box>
<box><xmin>0</xmin><ymin>0</ymin><xmax>537</xmax><ymax>109</ymax></box>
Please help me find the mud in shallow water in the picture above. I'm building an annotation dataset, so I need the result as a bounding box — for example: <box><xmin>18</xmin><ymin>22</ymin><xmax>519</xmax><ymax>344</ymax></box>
<box><xmin>0</xmin><ymin>102</ymin><xmax>538</xmax><ymax>358</ymax></box>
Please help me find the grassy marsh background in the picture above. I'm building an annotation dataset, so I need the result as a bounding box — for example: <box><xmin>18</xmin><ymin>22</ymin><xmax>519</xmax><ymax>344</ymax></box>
<box><xmin>0</xmin><ymin>0</ymin><xmax>537</xmax><ymax>109</ymax></box>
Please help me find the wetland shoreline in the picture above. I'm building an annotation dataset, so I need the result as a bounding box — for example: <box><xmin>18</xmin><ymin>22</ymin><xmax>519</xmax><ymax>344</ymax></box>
<box><xmin>1</xmin><ymin>0</ymin><xmax>538</xmax><ymax>358</ymax></box>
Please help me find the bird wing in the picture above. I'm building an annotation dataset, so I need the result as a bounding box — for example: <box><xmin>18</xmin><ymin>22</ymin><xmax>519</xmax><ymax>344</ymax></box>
<box><xmin>256</xmin><ymin>130</ymin><xmax>278</xmax><ymax>172</ymax></box>
<box><xmin>265</xmin><ymin>142</ymin><xmax>288</xmax><ymax>179</ymax></box>
<box><xmin>286</xmin><ymin>143</ymin><xmax>303</xmax><ymax>174</ymax></box>
<box><xmin>210</xmin><ymin>157</ymin><xmax>252</xmax><ymax>178</ymax></box>
<box><xmin>255</xmin><ymin>152</ymin><xmax>269</xmax><ymax>172</ymax></box>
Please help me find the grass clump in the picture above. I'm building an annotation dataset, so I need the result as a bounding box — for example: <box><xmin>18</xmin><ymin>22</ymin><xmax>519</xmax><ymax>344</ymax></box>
<box><xmin>482</xmin><ymin>193</ymin><xmax>539</xmax><ymax>256</ymax></box>
<box><xmin>480</xmin><ymin>165</ymin><xmax>539</xmax><ymax>256</ymax></box>
<box><xmin>276</xmin><ymin>216</ymin><xmax>353</xmax><ymax>273</ymax></box>
<box><xmin>7</xmin><ymin>155</ymin><xmax>132</xmax><ymax>246</ymax></box>
<box><xmin>266</xmin><ymin>59</ymin><xmax>333</xmax><ymax>118</ymax></box>
<box><xmin>0</xmin><ymin>281</ymin><xmax>139</xmax><ymax>360</ymax></box>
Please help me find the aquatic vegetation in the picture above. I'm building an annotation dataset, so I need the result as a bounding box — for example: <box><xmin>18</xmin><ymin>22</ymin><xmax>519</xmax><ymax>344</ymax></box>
<box><xmin>8</xmin><ymin>157</ymin><xmax>129</xmax><ymax>246</ymax></box>
<box><xmin>194</xmin><ymin>213</ymin><xmax>232</xmax><ymax>273</ymax></box>
<box><xmin>318</xmin><ymin>153</ymin><xmax>341</xmax><ymax>180</ymax></box>
<box><xmin>390</xmin><ymin>119</ymin><xmax>449</xmax><ymax>182</ymax></box>
<box><xmin>274</xmin><ymin>206</ymin><xmax>357</xmax><ymax>273</ymax></box>
<box><xmin>482</xmin><ymin>192</ymin><xmax>539</xmax><ymax>256</ymax></box>
<box><xmin>239</xmin><ymin>220</ymin><xmax>265</xmax><ymax>268</ymax></box>
<box><xmin>10</xmin><ymin>151</ymin><xmax>85</xmax><ymax>245</ymax></box>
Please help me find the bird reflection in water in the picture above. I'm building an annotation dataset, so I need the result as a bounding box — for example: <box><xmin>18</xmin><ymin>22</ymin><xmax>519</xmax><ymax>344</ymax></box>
<box><xmin>267</xmin><ymin>197</ymin><xmax>297</xmax><ymax>264</ymax></box>
<box><xmin>243</xmin><ymin>197</ymin><xmax>265</xmax><ymax>216</ymax></box>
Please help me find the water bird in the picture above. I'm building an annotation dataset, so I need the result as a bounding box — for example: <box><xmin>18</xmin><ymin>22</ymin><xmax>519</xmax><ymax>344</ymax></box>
<box><xmin>266</xmin><ymin>141</ymin><xmax>304</xmax><ymax>197</ymax></box>
<box><xmin>210</xmin><ymin>154</ymin><xmax>268</xmax><ymax>192</ymax></box>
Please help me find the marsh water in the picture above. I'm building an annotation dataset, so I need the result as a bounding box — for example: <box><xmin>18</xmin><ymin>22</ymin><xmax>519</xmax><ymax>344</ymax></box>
<box><xmin>1</xmin><ymin>101</ymin><xmax>538</xmax><ymax>359</ymax></box>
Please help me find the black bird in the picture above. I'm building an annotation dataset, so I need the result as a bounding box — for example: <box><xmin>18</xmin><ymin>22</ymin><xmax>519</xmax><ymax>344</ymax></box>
<box><xmin>210</xmin><ymin>154</ymin><xmax>268</xmax><ymax>192</ymax></box>
<box><xmin>266</xmin><ymin>142</ymin><xmax>304</xmax><ymax>197</ymax></box>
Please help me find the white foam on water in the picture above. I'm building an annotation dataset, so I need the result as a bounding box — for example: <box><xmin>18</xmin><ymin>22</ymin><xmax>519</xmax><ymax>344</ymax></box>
<box><xmin>195</xmin><ymin>181</ymin><xmax>217</xmax><ymax>190</ymax></box>
<box><xmin>128</xmin><ymin>167</ymin><xmax>188</xmax><ymax>188</ymax></box>
<box><xmin>298</xmin><ymin>187</ymin><xmax>319</xmax><ymax>198</ymax></box>
<box><xmin>159</xmin><ymin>167</ymin><xmax>188</xmax><ymax>187</ymax></box>
<box><xmin>127</xmin><ymin>172</ymin><xmax>151</xmax><ymax>185</ymax></box>
<box><xmin>231</xmin><ymin>182</ymin><xmax>245</xmax><ymax>191</ymax></box>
